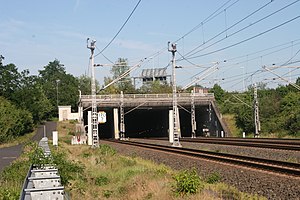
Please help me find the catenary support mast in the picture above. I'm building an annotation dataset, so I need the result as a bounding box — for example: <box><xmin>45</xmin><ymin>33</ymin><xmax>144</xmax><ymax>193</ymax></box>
<box><xmin>87</xmin><ymin>38</ymin><xmax>99</xmax><ymax>147</ymax></box>
<box><xmin>168</xmin><ymin>42</ymin><xmax>181</xmax><ymax>147</ymax></box>
<box><xmin>253</xmin><ymin>83</ymin><xmax>260</xmax><ymax>138</ymax></box>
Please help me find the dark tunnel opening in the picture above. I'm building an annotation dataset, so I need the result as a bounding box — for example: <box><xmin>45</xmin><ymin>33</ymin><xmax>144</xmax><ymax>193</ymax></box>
<box><xmin>83</xmin><ymin>105</ymin><xmax>223</xmax><ymax>139</ymax></box>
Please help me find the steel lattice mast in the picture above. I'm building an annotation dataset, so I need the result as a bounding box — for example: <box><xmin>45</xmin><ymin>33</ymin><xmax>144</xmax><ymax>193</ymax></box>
<box><xmin>168</xmin><ymin>42</ymin><xmax>181</xmax><ymax>147</ymax></box>
<box><xmin>191</xmin><ymin>89</ymin><xmax>196</xmax><ymax>138</ymax></box>
<box><xmin>87</xmin><ymin>38</ymin><xmax>99</xmax><ymax>147</ymax></box>
<box><xmin>253</xmin><ymin>83</ymin><xmax>261</xmax><ymax>138</ymax></box>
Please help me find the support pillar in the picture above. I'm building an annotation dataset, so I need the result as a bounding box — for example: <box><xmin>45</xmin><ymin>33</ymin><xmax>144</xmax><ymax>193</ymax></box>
<box><xmin>169</xmin><ymin>110</ymin><xmax>174</xmax><ymax>143</ymax></box>
<box><xmin>113</xmin><ymin>108</ymin><xmax>119</xmax><ymax>139</ymax></box>
<box><xmin>87</xmin><ymin>111</ymin><xmax>92</xmax><ymax>145</ymax></box>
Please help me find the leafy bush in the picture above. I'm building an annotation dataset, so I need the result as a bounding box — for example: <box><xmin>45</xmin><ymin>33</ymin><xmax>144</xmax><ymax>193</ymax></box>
<box><xmin>95</xmin><ymin>175</ymin><xmax>109</xmax><ymax>186</ymax></box>
<box><xmin>0</xmin><ymin>159</ymin><xmax>31</xmax><ymax>199</ymax></box>
<box><xmin>120</xmin><ymin>157</ymin><xmax>137</xmax><ymax>167</ymax></box>
<box><xmin>0</xmin><ymin>188</ymin><xmax>20</xmax><ymax>200</ymax></box>
<box><xmin>26</xmin><ymin>142</ymin><xmax>52</xmax><ymax>168</ymax></box>
<box><xmin>98</xmin><ymin>144</ymin><xmax>116</xmax><ymax>156</ymax></box>
<box><xmin>103</xmin><ymin>190</ymin><xmax>113</xmax><ymax>198</ymax></box>
<box><xmin>206</xmin><ymin>172</ymin><xmax>221</xmax><ymax>184</ymax></box>
<box><xmin>51</xmin><ymin>151</ymin><xmax>85</xmax><ymax>185</ymax></box>
<box><xmin>173</xmin><ymin>169</ymin><xmax>204</xmax><ymax>196</ymax></box>
<box><xmin>0</xmin><ymin>97</ymin><xmax>33</xmax><ymax>143</ymax></box>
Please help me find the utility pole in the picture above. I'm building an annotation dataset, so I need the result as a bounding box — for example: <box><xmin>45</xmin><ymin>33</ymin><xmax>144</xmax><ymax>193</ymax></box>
<box><xmin>191</xmin><ymin>88</ymin><xmax>196</xmax><ymax>138</ymax></box>
<box><xmin>120</xmin><ymin>91</ymin><xmax>125</xmax><ymax>140</ymax></box>
<box><xmin>168</xmin><ymin>42</ymin><xmax>181</xmax><ymax>147</ymax></box>
<box><xmin>56</xmin><ymin>79</ymin><xmax>60</xmax><ymax>111</ymax></box>
<box><xmin>253</xmin><ymin>83</ymin><xmax>260</xmax><ymax>138</ymax></box>
<box><xmin>87</xmin><ymin>38</ymin><xmax>99</xmax><ymax>148</ymax></box>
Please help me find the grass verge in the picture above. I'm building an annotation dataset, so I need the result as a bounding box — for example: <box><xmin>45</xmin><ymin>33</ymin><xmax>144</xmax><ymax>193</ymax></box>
<box><xmin>0</xmin><ymin>121</ymin><xmax>267</xmax><ymax>200</ymax></box>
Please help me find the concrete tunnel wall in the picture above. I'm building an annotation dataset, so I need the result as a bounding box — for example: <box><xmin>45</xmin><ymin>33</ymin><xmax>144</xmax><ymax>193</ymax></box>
<box><xmin>83</xmin><ymin>105</ymin><xmax>225</xmax><ymax>138</ymax></box>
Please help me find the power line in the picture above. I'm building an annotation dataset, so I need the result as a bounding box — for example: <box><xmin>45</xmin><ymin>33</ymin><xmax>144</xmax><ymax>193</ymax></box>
<box><xmin>281</xmin><ymin>48</ymin><xmax>300</xmax><ymax>66</ymax></box>
<box><xmin>95</xmin><ymin>0</ymin><xmax>142</xmax><ymax>57</ymax></box>
<box><xmin>186</xmin><ymin>15</ymin><xmax>300</xmax><ymax>59</ymax></box>
<box><xmin>185</xmin><ymin>0</ymin><xmax>300</xmax><ymax>59</ymax></box>
<box><xmin>174</xmin><ymin>0</ymin><xmax>239</xmax><ymax>43</ymax></box>
<box><xmin>223</xmin><ymin>39</ymin><xmax>300</xmax><ymax>63</ymax></box>
<box><xmin>183</xmin><ymin>0</ymin><xmax>274</xmax><ymax>59</ymax></box>
<box><xmin>132</xmin><ymin>0</ymin><xmax>240</xmax><ymax>72</ymax></box>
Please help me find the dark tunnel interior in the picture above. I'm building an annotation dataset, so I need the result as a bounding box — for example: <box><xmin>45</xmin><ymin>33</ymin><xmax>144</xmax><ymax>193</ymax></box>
<box><xmin>83</xmin><ymin>105</ymin><xmax>222</xmax><ymax>139</ymax></box>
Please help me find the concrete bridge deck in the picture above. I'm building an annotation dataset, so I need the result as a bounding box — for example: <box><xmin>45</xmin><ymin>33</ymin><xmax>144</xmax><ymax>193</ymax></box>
<box><xmin>80</xmin><ymin>93</ymin><xmax>215</xmax><ymax>108</ymax></box>
<box><xmin>78</xmin><ymin>93</ymin><xmax>230</xmax><ymax>138</ymax></box>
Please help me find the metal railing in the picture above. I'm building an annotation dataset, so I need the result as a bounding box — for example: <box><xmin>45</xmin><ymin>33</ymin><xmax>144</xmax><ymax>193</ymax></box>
<box><xmin>20</xmin><ymin>137</ymin><xmax>66</xmax><ymax>200</ymax></box>
<box><xmin>81</xmin><ymin>92</ymin><xmax>214</xmax><ymax>100</ymax></box>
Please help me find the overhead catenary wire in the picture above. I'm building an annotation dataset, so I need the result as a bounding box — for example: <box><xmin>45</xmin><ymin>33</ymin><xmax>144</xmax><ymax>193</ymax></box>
<box><xmin>184</xmin><ymin>0</ymin><xmax>300</xmax><ymax>59</ymax></box>
<box><xmin>186</xmin><ymin>15</ymin><xmax>300</xmax><ymax>60</ymax></box>
<box><xmin>130</xmin><ymin>0</ymin><xmax>241</xmax><ymax>73</ymax></box>
<box><xmin>181</xmin><ymin>0</ymin><xmax>275</xmax><ymax>59</ymax></box>
<box><xmin>94</xmin><ymin>0</ymin><xmax>142</xmax><ymax>58</ymax></box>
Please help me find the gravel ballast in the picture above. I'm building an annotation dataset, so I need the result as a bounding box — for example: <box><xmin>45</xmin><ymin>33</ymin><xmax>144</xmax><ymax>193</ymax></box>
<box><xmin>101</xmin><ymin>139</ymin><xmax>300</xmax><ymax>200</ymax></box>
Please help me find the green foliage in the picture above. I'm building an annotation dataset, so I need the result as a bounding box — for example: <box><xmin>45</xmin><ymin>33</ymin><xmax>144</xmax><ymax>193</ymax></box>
<box><xmin>0</xmin><ymin>188</ymin><xmax>20</xmax><ymax>200</ymax></box>
<box><xmin>209</xmin><ymin>84</ymin><xmax>225</xmax><ymax>104</ymax></box>
<box><xmin>108</xmin><ymin>58</ymin><xmax>135</xmax><ymax>93</ymax></box>
<box><xmin>0</xmin><ymin>158</ymin><xmax>31</xmax><ymax>200</ymax></box>
<box><xmin>103</xmin><ymin>190</ymin><xmax>113</xmax><ymax>198</ymax></box>
<box><xmin>38</xmin><ymin>59</ymin><xmax>79</xmax><ymax>117</ymax></box>
<box><xmin>206</xmin><ymin>172</ymin><xmax>221</xmax><ymax>184</ymax></box>
<box><xmin>95</xmin><ymin>175</ymin><xmax>110</xmax><ymax>186</ymax></box>
<box><xmin>0</xmin><ymin>97</ymin><xmax>33</xmax><ymax>143</ymax></box>
<box><xmin>98</xmin><ymin>144</ymin><xmax>117</xmax><ymax>156</ymax></box>
<box><xmin>77</xmin><ymin>74</ymin><xmax>100</xmax><ymax>95</ymax></box>
<box><xmin>51</xmin><ymin>151</ymin><xmax>85</xmax><ymax>185</ymax></box>
<box><xmin>120</xmin><ymin>157</ymin><xmax>137</xmax><ymax>167</ymax></box>
<box><xmin>138</xmin><ymin>80</ymin><xmax>172</xmax><ymax>94</ymax></box>
<box><xmin>26</xmin><ymin>142</ymin><xmax>52</xmax><ymax>168</ymax></box>
<box><xmin>0</xmin><ymin>160</ymin><xmax>30</xmax><ymax>183</ymax></box>
<box><xmin>0</xmin><ymin>63</ymin><xmax>22</xmax><ymax>99</ymax></box>
<box><xmin>217</xmin><ymin>80</ymin><xmax>300</xmax><ymax>137</ymax></box>
<box><xmin>173</xmin><ymin>169</ymin><xmax>204</xmax><ymax>196</ymax></box>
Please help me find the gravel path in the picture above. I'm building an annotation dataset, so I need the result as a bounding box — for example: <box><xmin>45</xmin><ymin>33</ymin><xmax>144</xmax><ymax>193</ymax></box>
<box><xmin>101</xmin><ymin>139</ymin><xmax>300</xmax><ymax>200</ymax></box>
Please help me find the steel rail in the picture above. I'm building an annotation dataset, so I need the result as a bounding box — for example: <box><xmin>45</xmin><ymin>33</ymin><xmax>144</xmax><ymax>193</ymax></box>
<box><xmin>180</xmin><ymin>138</ymin><xmax>300</xmax><ymax>151</ymax></box>
<box><xmin>106</xmin><ymin>139</ymin><xmax>300</xmax><ymax>177</ymax></box>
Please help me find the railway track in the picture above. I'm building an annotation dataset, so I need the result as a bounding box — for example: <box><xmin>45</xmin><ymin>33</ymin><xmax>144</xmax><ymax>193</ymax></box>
<box><xmin>105</xmin><ymin>139</ymin><xmax>300</xmax><ymax>177</ymax></box>
<box><xmin>146</xmin><ymin>137</ymin><xmax>300</xmax><ymax>151</ymax></box>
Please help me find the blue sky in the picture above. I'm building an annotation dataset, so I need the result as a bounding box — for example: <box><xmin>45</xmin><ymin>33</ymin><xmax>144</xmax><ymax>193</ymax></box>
<box><xmin>1</xmin><ymin>0</ymin><xmax>300</xmax><ymax>91</ymax></box>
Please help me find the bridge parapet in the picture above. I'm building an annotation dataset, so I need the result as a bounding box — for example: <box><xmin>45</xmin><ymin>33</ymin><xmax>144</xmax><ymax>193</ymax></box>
<box><xmin>80</xmin><ymin>93</ymin><xmax>215</xmax><ymax>108</ymax></box>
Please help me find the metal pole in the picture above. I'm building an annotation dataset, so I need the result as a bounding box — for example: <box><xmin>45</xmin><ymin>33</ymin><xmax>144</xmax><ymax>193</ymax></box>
<box><xmin>43</xmin><ymin>125</ymin><xmax>46</xmax><ymax>138</ymax></box>
<box><xmin>87</xmin><ymin>38</ymin><xmax>99</xmax><ymax>148</ymax></box>
<box><xmin>120</xmin><ymin>91</ymin><xmax>125</xmax><ymax>140</ymax></box>
<box><xmin>168</xmin><ymin>42</ymin><xmax>181</xmax><ymax>147</ymax></box>
<box><xmin>253</xmin><ymin>83</ymin><xmax>260</xmax><ymax>138</ymax></box>
<box><xmin>191</xmin><ymin>89</ymin><xmax>196</xmax><ymax>138</ymax></box>
<box><xmin>56</xmin><ymin>79</ymin><xmax>60</xmax><ymax>110</ymax></box>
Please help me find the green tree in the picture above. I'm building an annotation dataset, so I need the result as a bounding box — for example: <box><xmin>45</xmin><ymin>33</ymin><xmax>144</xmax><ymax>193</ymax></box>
<box><xmin>38</xmin><ymin>60</ymin><xmax>79</xmax><ymax>115</ymax></box>
<box><xmin>138</xmin><ymin>80</ymin><xmax>172</xmax><ymax>94</ymax></box>
<box><xmin>13</xmin><ymin>75</ymin><xmax>52</xmax><ymax>123</ymax></box>
<box><xmin>77</xmin><ymin>74</ymin><xmax>100</xmax><ymax>95</ymax></box>
<box><xmin>110</xmin><ymin>58</ymin><xmax>135</xmax><ymax>93</ymax></box>
<box><xmin>279</xmin><ymin>92</ymin><xmax>300</xmax><ymax>136</ymax></box>
<box><xmin>0</xmin><ymin>97</ymin><xmax>33</xmax><ymax>143</ymax></box>
<box><xmin>209</xmin><ymin>84</ymin><xmax>225</xmax><ymax>104</ymax></box>
<box><xmin>0</xmin><ymin>63</ymin><xmax>22</xmax><ymax>100</ymax></box>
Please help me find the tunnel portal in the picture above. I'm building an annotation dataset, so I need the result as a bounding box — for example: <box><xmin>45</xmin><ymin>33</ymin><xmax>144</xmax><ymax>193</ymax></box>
<box><xmin>83</xmin><ymin>105</ymin><xmax>223</xmax><ymax>139</ymax></box>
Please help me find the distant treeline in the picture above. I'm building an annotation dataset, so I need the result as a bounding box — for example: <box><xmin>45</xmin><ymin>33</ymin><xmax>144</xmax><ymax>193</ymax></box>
<box><xmin>210</xmin><ymin>81</ymin><xmax>300</xmax><ymax>137</ymax></box>
<box><xmin>0</xmin><ymin>57</ymin><xmax>299</xmax><ymax>143</ymax></box>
